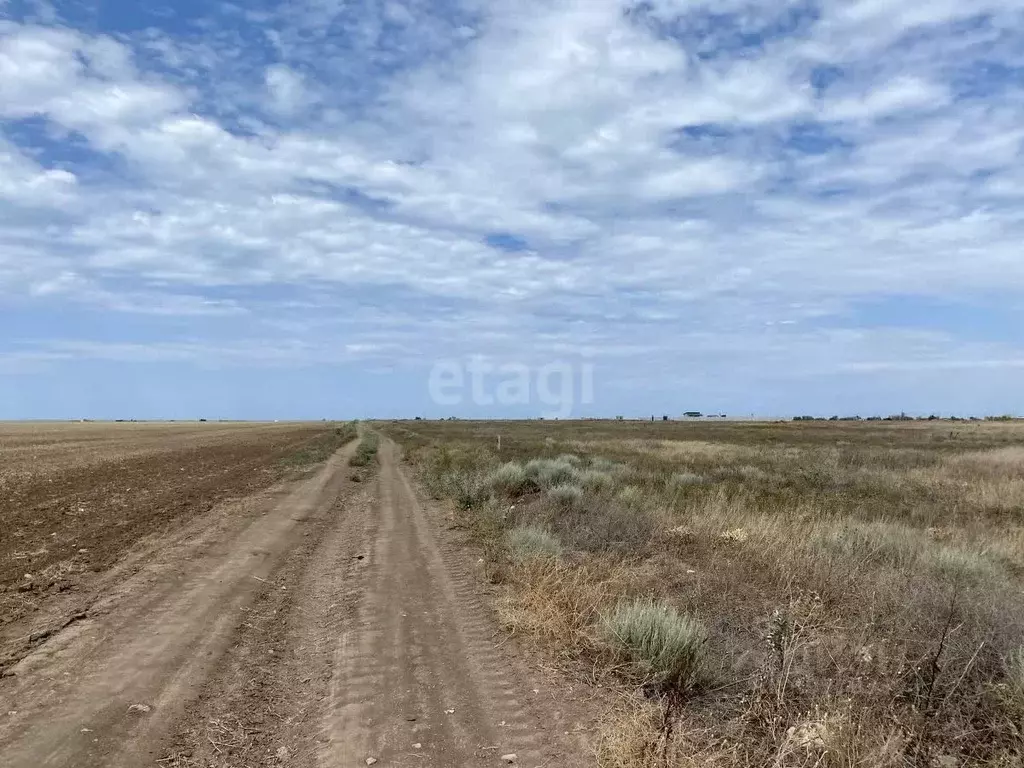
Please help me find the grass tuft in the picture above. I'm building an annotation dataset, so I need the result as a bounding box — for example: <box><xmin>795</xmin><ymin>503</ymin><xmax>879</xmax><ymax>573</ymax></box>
<box><xmin>556</xmin><ymin>453</ymin><xmax>585</xmax><ymax>466</ymax></box>
<box><xmin>525</xmin><ymin>457</ymin><xmax>581</xmax><ymax>488</ymax></box>
<box><xmin>506</xmin><ymin>525</ymin><xmax>562</xmax><ymax>561</ymax></box>
<box><xmin>616</xmin><ymin>486</ymin><xmax>645</xmax><ymax>509</ymax></box>
<box><xmin>485</xmin><ymin>461</ymin><xmax>533</xmax><ymax>496</ymax></box>
<box><xmin>547</xmin><ymin>483</ymin><xmax>585</xmax><ymax>509</ymax></box>
<box><xmin>1006</xmin><ymin>646</ymin><xmax>1024</xmax><ymax>711</ymax></box>
<box><xmin>667</xmin><ymin>471</ymin><xmax>707</xmax><ymax>489</ymax></box>
<box><xmin>599</xmin><ymin>597</ymin><xmax>708</xmax><ymax>689</ymax></box>
<box><xmin>349</xmin><ymin>432</ymin><xmax>380</xmax><ymax>467</ymax></box>
<box><xmin>578</xmin><ymin>468</ymin><xmax>617</xmax><ymax>493</ymax></box>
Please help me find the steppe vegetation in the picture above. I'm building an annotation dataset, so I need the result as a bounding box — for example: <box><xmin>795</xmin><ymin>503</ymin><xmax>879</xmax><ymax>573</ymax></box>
<box><xmin>349</xmin><ymin>429</ymin><xmax>380</xmax><ymax>467</ymax></box>
<box><xmin>382</xmin><ymin>419</ymin><xmax>1024</xmax><ymax>767</ymax></box>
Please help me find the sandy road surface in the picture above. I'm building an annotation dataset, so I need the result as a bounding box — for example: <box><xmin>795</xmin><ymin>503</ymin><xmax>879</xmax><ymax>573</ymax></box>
<box><xmin>0</xmin><ymin>438</ymin><xmax>585</xmax><ymax>767</ymax></box>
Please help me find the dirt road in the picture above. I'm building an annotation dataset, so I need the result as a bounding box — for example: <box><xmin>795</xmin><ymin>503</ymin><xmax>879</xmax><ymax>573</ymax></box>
<box><xmin>0</xmin><ymin>438</ymin><xmax>584</xmax><ymax>767</ymax></box>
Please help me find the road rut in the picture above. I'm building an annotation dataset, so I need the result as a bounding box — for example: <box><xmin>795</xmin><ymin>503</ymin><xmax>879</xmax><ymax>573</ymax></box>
<box><xmin>0</xmin><ymin>437</ymin><xmax>585</xmax><ymax>767</ymax></box>
<box><xmin>0</xmin><ymin>444</ymin><xmax>356</xmax><ymax>767</ymax></box>
<box><xmin>321</xmin><ymin>439</ymin><xmax>582</xmax><ymax>767</ymax></box>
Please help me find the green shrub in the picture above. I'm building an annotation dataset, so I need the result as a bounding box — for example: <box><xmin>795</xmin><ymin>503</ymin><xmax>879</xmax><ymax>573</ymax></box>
<box><xmin>667</xmin><ymin>471</ymin><xmax>707</xmax><ymax>489</ymax></box>
<box><xmin>349</xmin><ymin>432</ymin><xmax>380</xmax><ymax>467</ymax></box>
<box><xmin>577</xmin><ymin>468</ymin><xmax>617</xmax><ymax>493</ymax></box>
<box><xmin>616</xmin><ymin>486</ymin><xmax>645</xmax><ymax>509</ymax></box>
<box><xmin>547</xmin><ymin>483</ymin><xmax>585</xmax><ymax>509</ymax></box>
<box><xmin>599</xmin><ymin>598</ymin><xmax>708</xmax><ymax>689</ymax></box>
<box><xmin>525</xmin><ymin>457</ymin><xmax>581</xmax><ymax>488</ymax></box>
<box><xmin>485</xmin><ymin>461</ymin><xmax>533</xmax><ymax>496</ymax></box>
<box><xmin>506</xmin><ymin>525</ymin><xmax>562</xmax><ymax>561</ymax></box>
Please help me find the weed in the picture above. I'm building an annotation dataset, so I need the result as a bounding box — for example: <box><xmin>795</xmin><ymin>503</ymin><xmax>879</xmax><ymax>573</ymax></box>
<box><xmin>436</xmin><ymin>470</ymin><xmax>486</xmax><ymax>510</ymax></box>
<box><xmin>1006</xmin><ymin>646</ymin><xmax>1024</xmax><ymax>711</ymax></box>
<box><xmin>525</xmin><ymin>457</ymin><xmax>581</xmax><ymax>488</ymax></box>
<box><xmin>616</xmin><ymin>486</ymin><xmax>644</xmax><ymax>509</ymax></box>
<box><xmin>547</xmin><ymin>483</ymin><xmax>585</xmax><ymax>509</ymax></box>
<box><xmin>484</xmin><ymin>461</ymin><xmax>533</xmax><ymax>496</ymax></box>
<box><xmin>599</xmin><ymin>597</ymin><xmax>708</xmax><ymax>690</ymax></box>
<box><xmin>506</xmin><ymin>525</ymin><xmax>562</xmax><ymax>561</ymax></box>
<box><xmin>382</xmin><ymin>417</ymin><xmax>1024</xmax><ymax>765</ymax></box>
<box><xmin>281</xmin><ymin>422</ymin><xmax>354</xmax><ymax>467</ymax></box>
<box><xmin>349</xmin><ymin>432</ymin><xmax>380</xmax><ymax>467</ymax></box>
<box><xmin>497</xmin><ymin>556</ymin><xmax>624</xmax><ymax>653</ymax></box>
<box><xmin>578</xmin><ymin>468</ymin><xmax>618</xmax><ymax>493</ymax></box>
<box><xmin>557</xmin><ymin>500</ymin><xmax>658</xmax><ymax>555</ymax></box>
<box><xmin>667</xmin><ymin>471</ymin><xmax>707</xmax><ymax>489</ymax></box>
<box><xmin>810</xmin><ymin>520</ymin><xmax>923</xmax><ymax>568</ymax></box>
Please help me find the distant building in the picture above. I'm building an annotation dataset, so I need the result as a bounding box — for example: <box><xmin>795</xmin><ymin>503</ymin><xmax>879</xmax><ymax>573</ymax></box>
<box><xmin>683</xmin><ymin>411</ymin><xmax>702</xmax><ymax>418</ymax></box>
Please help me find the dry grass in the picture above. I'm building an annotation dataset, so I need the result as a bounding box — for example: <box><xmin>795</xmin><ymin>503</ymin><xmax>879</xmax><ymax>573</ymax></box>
<box><xmin>496</xmin><ymin>556</ymin><xmax>626</xmax><ymax>656</ymax></box>
<box><xmin>383</xmin><ymin>418</ymin><xmax>1024</xmax><ymax>766</ymax></box>
<box><xmin>348</xmin><ymin>430</ymin><xmax>379</xmax><ymax>467</ymax></box>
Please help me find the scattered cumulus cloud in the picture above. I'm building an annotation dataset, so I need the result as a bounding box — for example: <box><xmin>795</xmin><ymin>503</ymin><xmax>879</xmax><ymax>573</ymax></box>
<box><xmin>1</xmin><ymin>0</ymin><xmax>1024</xmax><ymax>416</ymax></box>
<box><xmin>264</xmin><ymin>64</ymin><xmax>312</xmax><ymax>116</ymax></box>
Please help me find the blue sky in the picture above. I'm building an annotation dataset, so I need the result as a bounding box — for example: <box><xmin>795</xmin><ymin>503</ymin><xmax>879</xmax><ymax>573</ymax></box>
<box><xmin>2</xmin><ymin>0</ymin><xmax>1024</xmax><ymax>419</ymax></box>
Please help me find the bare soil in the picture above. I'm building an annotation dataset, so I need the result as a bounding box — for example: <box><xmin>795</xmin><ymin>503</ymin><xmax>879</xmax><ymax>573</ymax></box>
<box><xmin>0</xmin><ymin>430</ymin><xmax>588</xmax><ymax>767</ymax></box>
<box><xmin>0</xmin><ymin>422</ymin><xmax>333</xmax><ymax>670</ymax></box>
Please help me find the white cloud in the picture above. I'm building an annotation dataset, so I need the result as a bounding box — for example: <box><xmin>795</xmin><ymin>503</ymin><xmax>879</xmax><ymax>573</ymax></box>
<box><xmin>822</xmin><ymin>76</ymin><xmax>950</xmax><ymax>122</ymax></box>
<box><xmin>0</xmin><ymin>138</ymin><xmax>76</xmax><ymax>205</ymax></box>
<box><xmin>2</xmin><ymin>1</ymin><xmax>1024</xmax><ymax>413</ymax></box>
<box><xmin>0</xmin><ymin>24</ymin><xmax>185</xmax><ymax>129</ymax></box>
<box><xmin>265</xmin><ymin>64</ymin><xmax>312</xmax><ymax>116</ymax></box>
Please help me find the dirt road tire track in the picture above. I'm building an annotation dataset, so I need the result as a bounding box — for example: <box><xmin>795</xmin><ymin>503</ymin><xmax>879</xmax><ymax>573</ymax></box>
<box><xmin>1</xmin><ymin>435</ymin><xmax>588</xmax><ymax>767</ymax></box>
<box><xmin>321</xmin><ymin>439</ymin><xmax>585</xmax><ymax>768</ymax></box>
<box><xmin>0</xmin><ymin>443</ymin><xmax>358</xmax><ymax>767</ymax></box>
<box><xmin>164</xmin><ymin>461</ymin><xmax>382</xmax><ymax>767</ymax></box>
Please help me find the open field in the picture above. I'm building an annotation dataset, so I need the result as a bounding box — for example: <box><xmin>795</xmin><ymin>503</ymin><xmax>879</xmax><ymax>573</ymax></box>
<box><xmin>0</xmin><ymin>423</ymin><xmax>584</xmax><ymax>767</ymax></box>
<box><xmin>3</xmin><ymin>418</ymin><xmax>1023</xmax><ymax>767</ymax></box>
<box><xmin>381</xmin><ymin>419</ymin><xmax>1024</xmax><ymax>767</ymax></box>
<box><xmin>0</xmin><ymin>421</ymin><xmax>352</xmax><ymax>666</ymax></box>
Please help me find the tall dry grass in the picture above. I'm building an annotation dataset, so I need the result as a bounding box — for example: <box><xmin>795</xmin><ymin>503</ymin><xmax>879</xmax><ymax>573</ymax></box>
<box><xmin>383</xmin><ymin>418</ymin><xmax>1024</xmax><ymax>766</ymax></box>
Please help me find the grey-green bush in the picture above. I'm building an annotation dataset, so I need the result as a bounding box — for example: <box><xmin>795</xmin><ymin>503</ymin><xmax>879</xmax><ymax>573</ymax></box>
<box><xmin>506</xmin><ymin>525</ymin><xmax>562</xmax><ymax>561</ymax></box>
<box><xmin>599</xmin><ymin>598</ymin><xmax>708</xmax><ymax>689</ymax></box>
<box><xmin>577</xmin><ymin>468</ymin><xmax>617</xmax><ymax>493</ymax></box>
<box><xmin>485</xmin><ymin>461</ymin><xmax>532</xmax><ymax>496</ymax></box>
<box><xmin>667</xmin><ymin>471</ymin><xmax>707</xmax><ymax>489</ymax></box>
<box><xmin>547</xmin><ymin>483</ymin><xmax>584</xmax><ymax>509</ymax></box>
<box><xmin>616</xmin><ymin>486</ymin><xmax>645</xmax><ymax>509</ymax></box>
<box><xmin>524</xmin><ymin>457</ymin><xmax>581</xmax><ymax>488</ymax></box>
